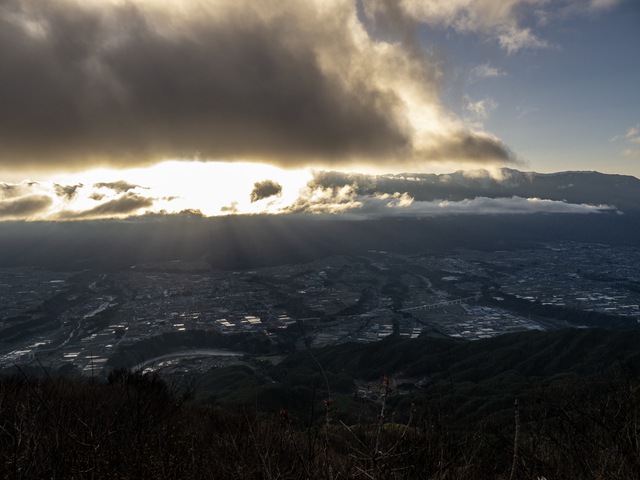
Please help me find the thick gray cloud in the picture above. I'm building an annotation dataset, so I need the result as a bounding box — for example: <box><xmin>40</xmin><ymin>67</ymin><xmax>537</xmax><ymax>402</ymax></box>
<box><xmin>54</xmin><ymin>183</ymin><xmax>83</xmax><ymax>200</ymax></box>
<box><xmin>93</xmin><ymin>181</ymin><xmax>142</xmax><ymax>193</ymax></box>
<box><xmin>0</xmin><ymin>0</ymin><xmax>514</xmax><ymax>174</ymax></box>
<box><xmin>56</xmin><ymin>193</ymin><xmax>154</xmax><ymax>219</ymax></box>
<box><xmin>0</xmin><ymin>195</ymin><xmax>53</xmax><ymax>219</ymax></box>
<box><xmin>89</xmin><ymin>193</ymin><xmax>106</xmax><ymax>201</ymax></box>
<box><xmin>250</xmin><ymin>180</ymin><xmax>283</xmax><ymax>203</ymax></box>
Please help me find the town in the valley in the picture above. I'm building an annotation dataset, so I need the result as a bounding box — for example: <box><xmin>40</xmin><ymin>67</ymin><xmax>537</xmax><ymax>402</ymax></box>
<box><xmin>1</xmin><ymin>241</ymin><xmax>639</xmax><ymax>377</ymax></box>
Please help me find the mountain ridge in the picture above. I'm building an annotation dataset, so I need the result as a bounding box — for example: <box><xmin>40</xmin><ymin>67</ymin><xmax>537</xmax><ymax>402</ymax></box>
<box><xmin>312</xmin><ymin>167</ymin><xmax>640</xmax><ymax>212</ymax></box>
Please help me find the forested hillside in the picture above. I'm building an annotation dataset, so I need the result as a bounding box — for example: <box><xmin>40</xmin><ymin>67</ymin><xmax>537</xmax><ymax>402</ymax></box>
<box><xmin>2</xmin><ymin>328</ymin><xmax>640</xmax><ymax>479</ymax></box>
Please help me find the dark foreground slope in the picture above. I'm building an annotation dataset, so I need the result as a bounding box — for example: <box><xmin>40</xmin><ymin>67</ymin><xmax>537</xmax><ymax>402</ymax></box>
<box><xmin>3</xmin><ymin>328</ymin><xmax>640</xmax><ymax>479</ymax></box>
<box><xmin>198</xmin><ymin>328</ymin><xmax>640</xmax><ymax>421</ymax></box>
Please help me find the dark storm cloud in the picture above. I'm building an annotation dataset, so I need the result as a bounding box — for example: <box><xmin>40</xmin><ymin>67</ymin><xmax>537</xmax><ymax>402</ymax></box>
<box><xmin>93</xmin><ymin>181</ymin><xmax>142</xmax><ymax>193</ymax></box>
<box><xmin>250</xmin><ymin>180</ymin><xmax>283</xmax><ymax>203</ymax></box>
<box><xmin>54</xmin><ymin>183</ymin><xmax>83</xmax><ymax>200</ymax></box>
<box><xmin>0</xmin><ymin>195</ymin><xmax>53</xmax><ymax>219</ymax></box>
<box><xmin>0</xmin><ymin>0</ymin><xmax>406</xmax><ymax>169</ymax></box>
<box><xmin>56</xmin><ymin>193</ymin><xmax>154</xmax><ymax>219</ymax></box>
<box><xmin>423</xmin><ymin>132</ymin><xmax>515</xmax><ymax>164</ymax></box>
<box><xmin>0</xmin><ymin>0</ymin><xmax>514</xmax><ymax>173</ymax></box>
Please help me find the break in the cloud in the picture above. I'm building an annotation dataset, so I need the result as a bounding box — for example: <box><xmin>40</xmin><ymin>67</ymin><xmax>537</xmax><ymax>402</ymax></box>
<box><xmin>0</xmin><ymin>166</ymin><xmax>631</xmax><ymax>221</ymax></box>
<box><xmin>250</xmin><ymin>180</ymin><xmax>283</xmax><ymax>203</ymax></box>
<box><xmin>0</xmin><ymin>0</ymin><xmax>515</xmax><ymax>175</ymax></box>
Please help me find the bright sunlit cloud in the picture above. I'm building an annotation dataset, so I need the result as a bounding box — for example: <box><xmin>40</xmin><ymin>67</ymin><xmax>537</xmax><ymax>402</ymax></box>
<box><xmin>1</xmin><ymin>164</ymin><xmax>619</xmax><ymax>221</ymax></box>
<box><xmin>40</xmin><ymin>161</ymin><xmax>314</xmax><ymax>219</ymax></box>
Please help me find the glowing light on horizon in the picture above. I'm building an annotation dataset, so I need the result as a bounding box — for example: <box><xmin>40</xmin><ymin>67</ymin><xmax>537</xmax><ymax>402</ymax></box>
<box><xmin>44</xmin><ymin>161</ymin><xmax>315</xmax><ymax>218</ymax></box>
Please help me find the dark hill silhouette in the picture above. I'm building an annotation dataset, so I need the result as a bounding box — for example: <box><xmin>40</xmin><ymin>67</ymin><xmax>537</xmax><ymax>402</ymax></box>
<box><xmin>3</xmin><ymin>327</ymin><xmax>640</xmax><ymax>479</ymax></box>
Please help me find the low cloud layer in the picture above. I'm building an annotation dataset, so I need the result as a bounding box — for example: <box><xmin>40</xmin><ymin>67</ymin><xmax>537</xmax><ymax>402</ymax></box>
<box><xmin>285</xmin><ymin>184</ymin><xmax>615</xmax><ymax>218</ymax></box>
<box><xmin>0</xmin><ymin>166</ymin><xmax>630</xmax><ymax>221</ymax></box>
<box><xmin>0</xmin><ymin>0</ymin><xmax>517</xmax><ymax>175</ymax></box>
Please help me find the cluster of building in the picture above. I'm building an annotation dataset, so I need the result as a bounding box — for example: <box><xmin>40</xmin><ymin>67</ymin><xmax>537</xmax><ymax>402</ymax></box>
<box><xmin>491</xmin><ymin>243</ymin><xmax>640</xmax><ymax>317</ymax></box>
<box><xmin>1</xmin><ymin>242</ymin><xmax>639</xmax><ymax>375</ymax></box>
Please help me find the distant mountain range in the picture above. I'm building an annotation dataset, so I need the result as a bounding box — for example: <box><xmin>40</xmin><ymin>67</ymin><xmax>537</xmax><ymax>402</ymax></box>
<box><xmin>311</xmin><ymin>168</ymin><xmax>640</xmax><ymax>212</ymax></box>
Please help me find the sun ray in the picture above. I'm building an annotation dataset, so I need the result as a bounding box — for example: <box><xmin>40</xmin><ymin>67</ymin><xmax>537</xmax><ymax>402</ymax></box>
<box><xmin>43</xmin><ymin>161</ymin><xmax>314</xmax><ymax>219</ymax></box>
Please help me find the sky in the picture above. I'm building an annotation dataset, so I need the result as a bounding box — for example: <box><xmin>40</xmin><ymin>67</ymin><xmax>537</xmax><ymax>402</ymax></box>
<box><xmin>0</xmin><ymin>0</ymin><xmax>638</xmax><ymax>220</ymax></box>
